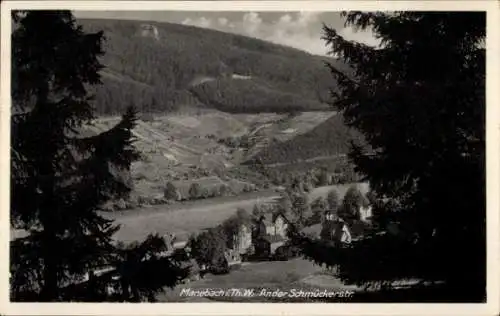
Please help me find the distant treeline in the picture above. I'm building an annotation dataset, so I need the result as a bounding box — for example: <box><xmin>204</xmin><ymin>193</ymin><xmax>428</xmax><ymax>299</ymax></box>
<box><xmin>90</xmin><ymin>76</ymin><xmax>197</xmax><ymax>115</ymax></box>
<box><xmin>250</xmin><ymin>114</ymin><xmax>367</xmax><ymax>165</ymax></box>
<box><xmin>189</xmin><ymin>78</ymin><xmax>328</xmax><ymax>113</ymax></box>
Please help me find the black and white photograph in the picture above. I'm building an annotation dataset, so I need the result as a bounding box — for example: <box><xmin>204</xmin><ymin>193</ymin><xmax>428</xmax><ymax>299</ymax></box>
<box><xmin>2</xmin><ymin>0</ymin><xmax>499</xmax><ymax>314</ymax></box>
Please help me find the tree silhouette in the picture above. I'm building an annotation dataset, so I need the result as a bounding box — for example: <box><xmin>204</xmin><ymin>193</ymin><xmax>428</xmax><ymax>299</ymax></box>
<box><xmin>291</xmin><ymin>192</ymin><xmax>310</xmax><ymax>226</ymax></box>
<box><xmin>309</xmin><ymin>196</ymin><xmax>327</xmax><ymax>225</ymax></box>
<box><xmin>318</xmin><ymin>168</ymin><xmax>330</xmax><ymax>186</ymax></box>
<box><xmin>103</xmin><ymin>234</ymin><xmax>189</xmax><ymax>302</ymax></box>
<box><xmin>188</xmin><ymin>182</ymin><xmax>202</xmax><ymax>200</ymax></box>
<box><xmin>189</xmin><ymin>228</ymin><xmax>227</xmax><ymax>269</ymax></box>
<box><xmin>252</xmin><ymin>204</ymin><xmax>264</xmax><ymax>222</ymax></box>
<box><xmin>295</xmin><ymin>12</ymin><xmax>486</xmax><ymax>301</ymax></box>
<box><xmin>338</xmin><ymin>186</ymin><xmax>366</xmax><ymax>221</ymax></box>
<box><xmin>10</xmin><ymin>11</ymin><xmax>187</xmax><ymax>301</ymax></box>
<box><xmin>326</xmin><ymin>189</ymin><xmax>340</xmax><ymax>213</ymax></box>
<box><xmin>164</xmin><ymin>181</ymin><xmax>181</xmax><ymax>201</ymax></box>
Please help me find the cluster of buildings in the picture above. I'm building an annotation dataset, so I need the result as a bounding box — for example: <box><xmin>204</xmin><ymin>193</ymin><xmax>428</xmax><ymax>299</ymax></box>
<box><xmin>224</xmin><ymin>211</ymin><xmax>290</xmax><ymax>265</ymax></box>
<box><xmin>77</xmin><ymin>195</ymin><xmax>374</xmax><ymax>294</ymax></box>
<box><xmin>224</xmin><ymin>202</ymin><xmax>374</xmax><ymax>265</ymax></box>
<box><xmin>303</xmin><ymin>205</ymin><xmax>374</xmax><ymax>243</ymax></box>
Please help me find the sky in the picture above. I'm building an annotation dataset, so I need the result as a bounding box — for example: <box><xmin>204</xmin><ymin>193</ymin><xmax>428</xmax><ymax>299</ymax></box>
<box><xmin>73</xmin><ymin>11</ymin><xmax>379</xmax><ymax>56</ymax></box>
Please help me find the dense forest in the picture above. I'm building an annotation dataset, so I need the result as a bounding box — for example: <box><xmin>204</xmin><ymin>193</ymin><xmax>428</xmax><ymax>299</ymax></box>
<box><xmin>249</xmin><ymin>114</ymin><xmax>367</xmax><ymax>165</ymax></box>
<box><xmin>190</xmin><ymin>77</ymin><xmax>328</xmax><ymax>113</ymax></box>
<box><xmin>78</xmin><ymin>18</ymin><xmax>341</xmax><ymax>115</ymax></box>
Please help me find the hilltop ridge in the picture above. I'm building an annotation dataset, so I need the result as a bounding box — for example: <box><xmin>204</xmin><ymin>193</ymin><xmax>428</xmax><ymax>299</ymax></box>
<box><xmin>78</xmin><ymin>18</ymin><xmax>344</xmax><ymax>115</ymax></box>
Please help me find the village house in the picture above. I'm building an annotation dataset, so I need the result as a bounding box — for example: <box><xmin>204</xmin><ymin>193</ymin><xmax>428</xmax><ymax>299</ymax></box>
<box><xmin>321</xmin><ymin>212</ymin><xmax>352</xmax><ymax>243</ymax></box>
<box><xmin>253</xmin><ymin>211</ymin><xmax>290</xmax><ymax>257</ymax></box>
<box><xmin>229</xmin><ymin>211</ymin><xmax>290</xmax><ymax>260</ymax></box>
<box><xmin>256</xmin><ymin>211</ymin><xmax>289</xmax><ymax>239</ymax></box>
<box><xmin>253</xmin><ymin>234</ymin><xmax>287</xmax><ymax>258</ymax></box>
<box><xmin>231</xmin><ymin>223</ymin><xmax>253</xmax><ymax>254</ymax></box>
<box><xmin>359</xmin><ymin>205</ymin><xmax>373</xmax><ymax>222</ymax></box>
<box><xmin>302</xmin><ymin>209</ymin><xmax>373</xmax><ymax>244</ymax></box>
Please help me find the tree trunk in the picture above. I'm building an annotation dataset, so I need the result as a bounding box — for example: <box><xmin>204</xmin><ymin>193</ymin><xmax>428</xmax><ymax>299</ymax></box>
<box><xmin>37</xmin><ymin>87</ymin><xmax>60</xmax><ymax>301</ymax></box>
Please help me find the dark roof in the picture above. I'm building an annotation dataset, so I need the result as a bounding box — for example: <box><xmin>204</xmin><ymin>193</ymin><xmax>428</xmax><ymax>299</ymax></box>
<box><xmin>258</xmin><ymin>214</ymin><xmax>271</xmax><ymax>226</ymax></box>
<box><xmin>321</xmin><ymin>220</ymin><xmax>346</xmax><ymax>239</ymax></box>
<box><xmin>271</xmin><ymin>211</ymin><xmax>289</xmax><ymax>223</ymax></box>
<box><xmin>347</xmin><ymin>220</ymin><xmax>373</xmax><ymax>239</ymax></box>
<box><xmin>301</xmin><ymin>218</ymin><xmax>374</xmax><ymax>243</ymax></box>
<box><xmin>260</xmin><ymin>211</ymin><xmax>289</xmax><ymax>226</ymax></box>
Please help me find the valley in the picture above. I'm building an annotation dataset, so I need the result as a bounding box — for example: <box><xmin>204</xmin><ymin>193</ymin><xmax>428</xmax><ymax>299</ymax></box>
<box><xmin>70</xmin><ymin>20</ymin><xmax>370</xmax><ymax>300</ymax></box>
<box><xmin>9</xmin><ymin>9</ymin><xmax>486</xmax><ymax>305</ymax></box>
<box><xmin>85</xmin><ymin>109</ymin><xmax>344</xmax><ymax>208</ymax></box>
<box><xmin>10</xmin><ymin>15</ymin><xmax>374</xmax><ymax>302</ymax></box>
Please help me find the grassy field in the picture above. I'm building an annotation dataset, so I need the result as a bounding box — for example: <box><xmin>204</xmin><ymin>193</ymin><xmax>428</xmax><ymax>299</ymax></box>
<box><xmin>104</xmin><ymin>190</ymin><xmax>281</xmax><ymax>243</ymax></box>
<box><xmin>159</xmin><ymin>258</ymin><xmax>362</xmax><ymax>302</ymax></box>
<box><xmin>88</xmin><ymin>110</ymin><xmax>338</xmax><ymax>200</ymax></box>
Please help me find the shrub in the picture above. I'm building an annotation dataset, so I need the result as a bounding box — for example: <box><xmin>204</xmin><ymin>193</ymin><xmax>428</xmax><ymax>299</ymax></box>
<box><xmin>326</xmin><ymin>189</ymin><xmax>339</xmax><ymax>212</ymax></box>
<box><xmin>219</xmin><ymin>184</ymin><xmax>229</xmax><ymax>197</ymax></box>
<box><xmin>100</xmin><ymin>202</ymin><xmax>115</xmax><ymax>212</ymax></box>
<box><xmin>189</xmin><ymin>182</ymin><xmax>203</xmax><ymax>200</ymax></box>
<box><xmin>242</xmin><ymin>183</ymin><xmax>255</xmax><ymax>193</ymax></box>
<box><xmin>164</xmin><ymin>181</ymin><xmax>181</xmax><ymax>201</ymax></box>
<box><xmin>211</xmin><ymin>186</ymin><xmax>221</xmax><ymax>197</ymax></box>
<box><xmin>274</xmin><ymin>246</ymin><xmax>291</xmax><ymax>261</ymax></box>
<box><xmin>115</xmin><ymin>198</ymin><xmax>127</xmax><ymax>210</ymax></box>
<box><xmin>201</xmin><ymin>188</ymin><xmax>210</xmax><ymax>199</ymax></box>
<box><xmin>209</xmin><ymin>258</ymin><xmax>230</xmax><ymax>275</ymax></box>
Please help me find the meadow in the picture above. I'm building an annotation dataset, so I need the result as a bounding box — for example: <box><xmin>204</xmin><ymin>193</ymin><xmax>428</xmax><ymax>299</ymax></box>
<box><xmin>159</xmin><ymin>258</ymin><xmax>361</xmax><ymax>302</ymax></box>
<box><xmin>104</xmin><ymin>190</ymin><xmax>281</xmax><ymax>243</ymax></box>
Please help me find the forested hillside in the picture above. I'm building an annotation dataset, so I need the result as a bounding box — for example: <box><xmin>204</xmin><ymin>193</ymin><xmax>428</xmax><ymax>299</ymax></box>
<box><xmin>190</xmin><ymin>77</ymin><xmax>328</xmax><ymax>113</ymax></box>
<box><xmin>249</xmin><ymin>114</ymin><xmax>367</xmax><ymax>165</ymax></box>
<box><xmin>78</xmin><ymin>19</ymin><xmax>342</xmax><ymax>114</ymax></box>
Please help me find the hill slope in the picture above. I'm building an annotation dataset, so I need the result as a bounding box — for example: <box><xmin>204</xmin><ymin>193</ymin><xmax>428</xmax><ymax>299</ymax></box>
<box><xmin>78</xmin><ymin>18</ymin><xmax>344</xmax><ymax>114</ymax></box>
<box><xmin>249</xmin><ymin>114</ymin><xmax>366</xmax><ymax>165</ymax></box>
<box><xmin>76</xmin><ymin>18</ymin><xmax>364</xmax><ymax>185</ymax></box>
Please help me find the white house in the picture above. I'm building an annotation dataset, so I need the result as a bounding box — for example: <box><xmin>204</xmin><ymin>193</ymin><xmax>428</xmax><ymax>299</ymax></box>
<box><xmin>359</xmin><ymin>205</ymin><xmax>373</xmax><ymax>222</ymax></box>
<box><xmin>232</xmin><ymin>224</ymin><xmax>252</xmax><ymax>254</ymax></box>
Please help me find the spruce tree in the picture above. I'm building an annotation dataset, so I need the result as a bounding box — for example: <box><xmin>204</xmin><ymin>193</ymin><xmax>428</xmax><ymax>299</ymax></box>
<box><xmin>295</xmin><ymin>12</ymin><xmax>485</xmax><ymax>301</ymax></box>
<box><xmin>309</xmin><ymin>196</ymin><xmax>327</xmax><ymax>225</ymax></box>
<box><xmin>291</xmin><ymin>193</ymin><xmax>310</xmax><ymax>226</ymax></box>
<box><xmin>10</xmin><ymin>11</ymin><xmax>187</xmax><ymax>302</ymax></box>
<box><xmin>326</xmin><ymin>189</ymin><xmax>340</xmax><ymax>213</ymax></box>
<box><xmin>252</xmin><ymin>204</ymin><xmax>263</xmax><ymax>220</ymax></box>
<box><xmin>338</xmin><ymin>186</ymin><xmax>365</xmax><ymax>221</ymax></box>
